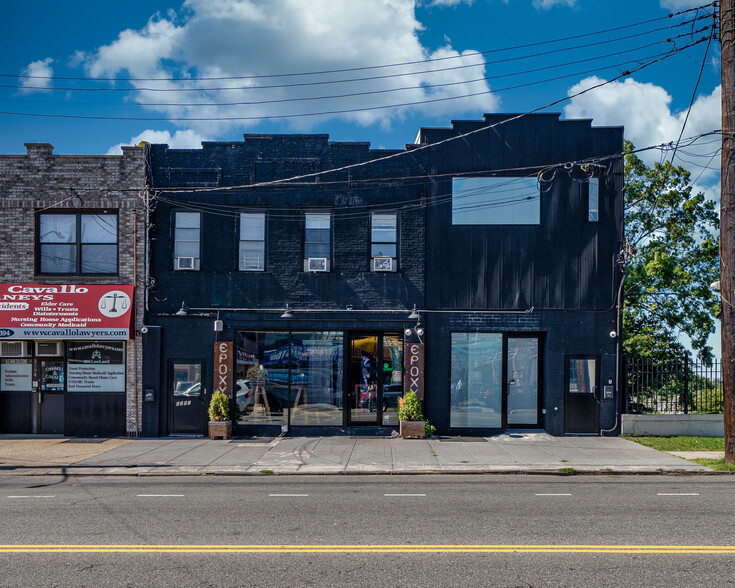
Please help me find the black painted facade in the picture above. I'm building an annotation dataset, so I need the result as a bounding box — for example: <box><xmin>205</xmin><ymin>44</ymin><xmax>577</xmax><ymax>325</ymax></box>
<box><xmin>142</xmin><ymin>114</ymin><xmax>624</xmax><ymax>437</ymax></box>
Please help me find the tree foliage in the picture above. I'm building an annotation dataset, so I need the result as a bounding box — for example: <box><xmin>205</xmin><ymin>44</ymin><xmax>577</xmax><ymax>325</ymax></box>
<box><xmin>623</xmin><ymin>141</ymin><xmax>720</xmax><ymax>362</ymax></box>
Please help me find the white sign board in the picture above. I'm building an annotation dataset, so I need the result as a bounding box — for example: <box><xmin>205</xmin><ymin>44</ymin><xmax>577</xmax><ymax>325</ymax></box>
<box><xmin>0</xmin><ymin>360</ymin><xmax>33</xmax><ymax>392</ymax></box>
<box><xmin>67</xmin><ymin>364</ymin><xmax>125</xmax><ymax>393</ymax></box>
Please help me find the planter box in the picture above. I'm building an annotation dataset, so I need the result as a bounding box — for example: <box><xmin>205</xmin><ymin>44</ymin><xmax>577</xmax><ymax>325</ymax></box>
<box><xmin>208</xmin><ymin>420</ymin><xmax>232</xmax><ymax>440</ymax></box>
<box><xmin>400</xmin><ymin>420</ymin><xmax>425</xmax><ymax>439</ymax></box>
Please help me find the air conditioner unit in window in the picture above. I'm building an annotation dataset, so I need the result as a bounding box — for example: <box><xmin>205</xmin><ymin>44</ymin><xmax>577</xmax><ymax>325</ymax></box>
<box><xmin>35</xmin><ymin>342</ymin><xmax>63</xmax><ymax>357</ymax></box>
<box><xmin>307</xmin><ymin>257</ymin><xmax>328</xmax><ymax>272</ymax></box>
<box><xmin>0</xmin><ymin>341</ymin><xmax>29</xmax><ymax>357</ymax></box>
<box><xmin>176</xmin><ymin>257</ymin><xmax>196</xmax><ymax>270</ymax></box>
<box><xmin>372</xmin><ymin>257</ymin><xmax>394</xmax><ymax>272</ymax></box>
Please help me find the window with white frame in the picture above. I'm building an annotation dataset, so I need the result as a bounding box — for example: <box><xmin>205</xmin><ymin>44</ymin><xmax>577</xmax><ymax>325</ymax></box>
<box><xmin>304</xmin><ymin>213</ymin><xmax>331</xmax><ymax>272</ymax></box>
<box><xmin>371</xmin><ymin>212</ymin><xmax>397</xmax><ymax>272</ymax></box>
<box><xmin>239</xmin><ymin>213</ymin><xmax>265</xmax><ymax>271</ymax></box>
<box><xmin>38</xmin><ymin>212</ymin><xmax>118</xmax><ymax>275</ymax></box>
<box><xmin>173</xmin><ymin>211</ymin><xmax>201</xmax><ymax>270</ymax></box>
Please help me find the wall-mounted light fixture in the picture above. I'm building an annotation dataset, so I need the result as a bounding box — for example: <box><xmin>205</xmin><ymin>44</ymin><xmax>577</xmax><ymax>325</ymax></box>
<box><xmin>175</xmin><ymin>301</ymin><xmax>189</xmax><ymax>316</ymax></box>
<box><xmin>408</xmin><ymin>304</ymin><xmax>420</xmax><ymax>320</ymax></box>
<box><xmin>281</xmin><ymin>304</ymin><xmax>293</xmax><ymax>319</ymax></box>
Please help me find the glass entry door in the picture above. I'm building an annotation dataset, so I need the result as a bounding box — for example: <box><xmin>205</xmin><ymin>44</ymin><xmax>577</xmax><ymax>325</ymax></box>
<box><xmin>347</xmin><ymin>333</ymin><xmax>403</xmax><ymax>426</ymax></box>
<box><xmin>38</xmin><ymin>359</ymin><xmax>65</xmax><ymax>434</ymax></box>
<box><xmin>506</xmin><ymin>337</ymin><xmax>539</xmax><ymax>426</ymax></box>
<box><xmin>171</xmin><ymin>361</ymin><xmax>206</xmax><ymax>434</ymax></box>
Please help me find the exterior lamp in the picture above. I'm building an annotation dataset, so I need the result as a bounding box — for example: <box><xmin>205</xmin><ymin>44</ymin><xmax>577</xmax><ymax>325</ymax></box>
<box><xmin>175</xmin><ymin>301</ymin><xmax>189</xmax><ymax>316</ymax></box>
<box><xmin>408</xmin><ymin>304</ymin><xmax>420</xmax><ymax>320</ymax></box>
<box><xmin>281</xmin><ymin>304</ymin><xmax>293</xmax><ymax>319</ymax></box>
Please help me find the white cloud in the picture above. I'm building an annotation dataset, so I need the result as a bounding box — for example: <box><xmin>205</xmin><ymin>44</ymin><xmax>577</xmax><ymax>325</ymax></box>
<box><xmin>563</xmin><ymin>75</ymin><xmax>721</xmax><ymax>192</ymax></box>
<box><xmin>79</xmin><ymin>0</ymin><xmax>498</xmax><ymax>138</ymax></box>
<box><xmin>659</xmin><ymin>0</ymin><xmax>703</xmax><ymax>9</ymax></box>
<box><xmin>19</xmin><ymin>58</ymin><xmax>54</xmax><ymax>94</ymax></box>
<box><xmin>426</xmin><ymin>0</ymin><xmax>473</xmax><ymax>6</ymax></box>
<box><xmin>533</xmin><ymin>0</ymin><xmax>576</xmax><ymax>9</ymax></box>
<box><xmin>107</xmin><ymin>129</ymin><xmax>207</xmax><ymax>154</ymax></box>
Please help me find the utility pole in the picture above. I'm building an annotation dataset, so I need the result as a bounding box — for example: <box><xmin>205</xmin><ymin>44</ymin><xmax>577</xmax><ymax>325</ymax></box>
<box><xmin>721</xmin><ymin>0</ymin><xmax>735</xmax><ymax>464</ymax></box>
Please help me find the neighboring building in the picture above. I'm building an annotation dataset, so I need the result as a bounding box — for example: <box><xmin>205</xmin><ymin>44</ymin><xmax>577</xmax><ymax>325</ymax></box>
<box><xmin>0</xmin><ymin>143</ymin><xmax>146</xmax><ymax>436</ymax></box>
<box><xmin>142</xmin><ymin>113</ymin><xmax>624</xmax><ymax>438</ymax></box>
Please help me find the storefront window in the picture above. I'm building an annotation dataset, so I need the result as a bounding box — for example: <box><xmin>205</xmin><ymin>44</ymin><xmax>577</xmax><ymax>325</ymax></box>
<box><xmin>290</xmin><ymin>332</ymin><xmax>343</xmax><ymax>426</ymax></box>
<box><xmin>381</xmin><ymin>334</ymin><xmax>403</xmax><ymax>426</ymax></box>
<box><xmin>67</xmin><ymin>342</ymin><xmax>125</xmax><ymax>393</ymax></box>
<box><xmin>235</xmin><ymin>332</ymin><xmax>291</xmax><ymax>425</ymax></box>
<box><xmin>450</xmin><ymin>333</ymin><xmax>502</xmax><ymax>428</ymax></box>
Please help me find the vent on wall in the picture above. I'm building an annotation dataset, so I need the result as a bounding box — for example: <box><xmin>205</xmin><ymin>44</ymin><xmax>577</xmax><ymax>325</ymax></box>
<box><xmin>0</xmin><ymin>341</ymin><xmax>29</xmax><ymax>357</ymax></box>
<box><xmin>307</xmin><ymin>257</ymin><xmax>328</xmax><ymax>272</ymax></box>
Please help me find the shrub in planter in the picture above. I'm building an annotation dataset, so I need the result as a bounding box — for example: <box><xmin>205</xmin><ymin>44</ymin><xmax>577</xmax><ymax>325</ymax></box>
<box><xmin>397</xmin><ymin>391</ymin><xmax>435</xmax><ymax>438</ymax></box>
<box><xmin>208</xmin><ymin>389</ymin><xmax>232</xmax><ymax>440</ymax></box>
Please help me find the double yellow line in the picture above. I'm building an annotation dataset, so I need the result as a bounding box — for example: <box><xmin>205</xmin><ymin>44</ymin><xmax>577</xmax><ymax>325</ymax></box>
<box><xmin>1</xmin><ymin>544</ymin><xmax>735</xmax><ymax>554</ymax></box>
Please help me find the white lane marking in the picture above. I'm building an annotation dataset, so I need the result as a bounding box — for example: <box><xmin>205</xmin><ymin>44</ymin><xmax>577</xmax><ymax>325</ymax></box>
<box><xmin>7</xmin><ymin>495</ymin><xmax>55</xmax><ymax>499</ymax></box>
<box><xmin>268</xmin><ymin>494</ymin><xmax>309</xmax><ymax>497</ymax></box>
<box><xmin>384</xmin><ymin>493</ymin><xmax>427</xmax><ymax>497</ymax></box>
<box><xmin>535</xmin><ymin>493</ymin><xmax>572</xmax><ymax>496</ymax></box>
<box><xmin>657</xmin><ymin>493</ymin><xmax>700</xmax><ymax>496</ymax></box>
<box><xmin>136</xmin><ymin>494</ymin><xmax>185</xmax><ymax>497</ymax></box>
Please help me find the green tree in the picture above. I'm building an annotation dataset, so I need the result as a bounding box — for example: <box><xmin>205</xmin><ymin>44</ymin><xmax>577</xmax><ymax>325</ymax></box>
<box><xmin>623</xmin><ymin>141</ymin><xmax>720</xmax><ymax>362</ymax></box>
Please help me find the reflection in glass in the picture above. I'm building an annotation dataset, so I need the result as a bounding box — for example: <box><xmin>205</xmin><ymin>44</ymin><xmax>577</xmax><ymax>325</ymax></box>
<box><xmin>507</xmin><ymin>338</ymin><xmax>538</xmax><ymax>425</ymax></box>
<box><xmin>172</xmin><ymin>363</ymin><xmax>202</xmax><ymax>397</ymax></box>
<box><xmin>290</xmin><ymin>332</ymin><xmax>343</xmax><ymax>426</ymax></box>
<box><xmin>569</xmin><ymin>359</ymin><xmax>596</xmax><ymax>394</ymax></box>
<box><xmin>450</xmin><ymin>333</ymin><xmax>502</xmax><ymax>428</ymax></box>
<box><xmin>381</xmin><ymin>335</ymin><xmax>403</xmax><ymax>426</ymax></box>
<box><xmin>350</xmin><ymin>335</ymin><xmax>379</xmax><ymax>424</ymax></box>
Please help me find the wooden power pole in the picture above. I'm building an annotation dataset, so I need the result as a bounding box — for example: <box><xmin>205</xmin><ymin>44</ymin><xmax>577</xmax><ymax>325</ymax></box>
<box><xmin>721</xmin><ymin>0</ymin><xmax>735</xmax><ymax>464</ymax></box>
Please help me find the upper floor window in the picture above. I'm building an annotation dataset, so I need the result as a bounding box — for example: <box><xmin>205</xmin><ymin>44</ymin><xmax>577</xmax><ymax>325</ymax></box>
<box><xmin>174</xmin><ymin>211</ymin><xmax>201</xmax><ymax>270</ymax></box>
<box><xmin>304</xmin><ymin>213</ymin><xmax>331</xmax><ymax>272</ymax></box>
<box><xmin>38</xmin><ymin>212</ymin><xmax>118</xmax><ymax>275</ymax></box>
<box><xmin>452</xmin><ymin>177</ymin><xmax>540</xmax><ymax>225</ymax></box>
<box><xmin>588</xmin><ymin>178</ymin><xmax>599</xmax><ymax>222</ymax></box>
<box><xmin>239</xmin><ymin>212</ymin><xmax>265</xmax><ymax>271</ymax></box>
<box><xmin>371</xmin><ymin>213</ymin><xmax>397</xmax><ymax>272</ymax></box>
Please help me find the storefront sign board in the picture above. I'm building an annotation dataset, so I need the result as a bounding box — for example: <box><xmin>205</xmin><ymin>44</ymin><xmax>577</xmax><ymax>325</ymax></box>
<box><xmin>404</xmin><ymin>342</ymin><xmax>425</xmax><ymax>401</ymax></box>
<box><xmin>214</xmin><ymin>341</ymin><xmax>234</xmax><ymax>398</ymax></box>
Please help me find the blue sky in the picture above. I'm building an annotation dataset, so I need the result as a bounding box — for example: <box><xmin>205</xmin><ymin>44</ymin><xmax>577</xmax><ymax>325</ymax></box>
<box><xmin>0</xmin><ymin>0</ymin><xmax>722</xmax><ymax>353</ymax></box>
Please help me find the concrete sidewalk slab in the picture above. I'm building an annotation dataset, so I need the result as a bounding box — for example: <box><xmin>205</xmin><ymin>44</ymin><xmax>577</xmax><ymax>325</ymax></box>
<box><xmin>0</xmin><ymin>432</ymin><xmax>721</xmax><ymax>476</ymax></box>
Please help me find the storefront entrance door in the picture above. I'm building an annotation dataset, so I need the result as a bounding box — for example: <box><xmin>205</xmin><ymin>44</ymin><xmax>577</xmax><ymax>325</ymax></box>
<box><xmin>347</xmin><ymin>333</ymin><xmax>403</xmax><ymax>427</ymax></box>
<box><xmin>564</xmin><ymin>356</ymin><xmax>600</xmax><ymax>434</ymax></box>
<box><xmin>37</xmin><ymin>359</ymin><xmax>65</xmax><ymax>434</ymax></box>
<box><xmin>171</xmin><ymin>361</ymin><xmax>206</xmax><ymax>435</ymax></box>
<box><xmin>506</xmin><ymin>337</ymin><xmax>540</xmax><ymax>427</ymax></box>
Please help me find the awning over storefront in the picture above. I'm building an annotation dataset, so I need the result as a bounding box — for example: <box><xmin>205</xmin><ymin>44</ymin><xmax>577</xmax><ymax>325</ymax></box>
<box><xmin>0</xmin><ymin>284</ymin><xmax>134</xmax><ymax>340</ymax></box>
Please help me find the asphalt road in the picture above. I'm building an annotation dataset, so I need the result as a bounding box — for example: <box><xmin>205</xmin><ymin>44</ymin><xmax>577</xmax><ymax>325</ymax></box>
<box><xmin>0</xmin><ymin>474</ymin><xmax>733</xmax><ymax>587</ymax></box>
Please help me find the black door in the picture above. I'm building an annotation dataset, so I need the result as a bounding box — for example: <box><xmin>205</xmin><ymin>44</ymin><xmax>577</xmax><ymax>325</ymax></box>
<box><xmin>564</xmin><ymin>356</ymin><xmax>600</xmax><ymax>434</ymax></box>
<box><xmin>171</xmin><ymin>361</ymin><xmax>206</xmax><ymax>434</ymax></box>
<box><xmin>38</xmin><ymin>359</ymin><xmax>65</xmax><ymax>434</ymax></box>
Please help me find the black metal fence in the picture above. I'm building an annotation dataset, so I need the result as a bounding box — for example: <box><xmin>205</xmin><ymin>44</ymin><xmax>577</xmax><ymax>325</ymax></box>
<box><xmin>625</xmin><ymin>357</ymin><xmax>723</xmax><ymax>414</ymax></box>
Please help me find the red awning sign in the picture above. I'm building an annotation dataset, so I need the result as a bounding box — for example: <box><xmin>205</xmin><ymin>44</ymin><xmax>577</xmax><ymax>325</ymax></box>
<box><xmin>0</xmin><ymin>284</ymin><xmax>134</xmax><ymax>340</ymax></box>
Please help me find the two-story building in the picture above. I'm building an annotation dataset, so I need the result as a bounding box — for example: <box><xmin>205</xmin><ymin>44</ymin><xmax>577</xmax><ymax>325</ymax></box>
<box><xmin>0</xmin><ymin>143</ymin><xmax>146</xmax><ymax>437</ymax></box>
<box><xmin>141</xmin><ymin>113</ymin><xmax>624</xmax><ymax>438</ymax></box>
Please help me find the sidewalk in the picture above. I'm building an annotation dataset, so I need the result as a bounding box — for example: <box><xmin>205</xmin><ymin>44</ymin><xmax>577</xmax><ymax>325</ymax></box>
<box><xmin>0</xmin><ymin>432</ymin><xmax>717</xmax><ymax>476</ymax></box>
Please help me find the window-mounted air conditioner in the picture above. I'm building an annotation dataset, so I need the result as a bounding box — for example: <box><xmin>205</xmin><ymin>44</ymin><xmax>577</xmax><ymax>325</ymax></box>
<box><xmin>372</xmin><ymin>257</ymin><xmax>395</xmax><ymax>272</ymax></box>
<box><xmin>35</xmin><ymin>342</ymin><xmax>63</xmax><ymax>357</ymax></box>
<box><xmin>176</xmin><ymin>257</ymin><xmax>196</xmax><ymax>270</ymax></box>
<box><xmin>307</xmin><ymin>257</ymin><xmax>328</xmax><ymax>272</ymax></box>
<box><xmin>0</xmin><ymin>341</ymin><xmax>29</xmax><ymax>358</ymax></box>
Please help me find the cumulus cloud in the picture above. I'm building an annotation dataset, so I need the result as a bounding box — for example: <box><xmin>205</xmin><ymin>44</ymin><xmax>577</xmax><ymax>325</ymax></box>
<box><xmin>659</xmin><ymin>0</ymin><xmax>704</xmax><ymax>9</ymax></box>
<box><xmin>533</xmin><ymin>0</ymin><xmax>576</xmax><ymax>9</ymax></box>
<box><xmin>425</xmin><ymin>0</ymin><xmax>473</xmax><ymax>6</ymax></box>
<box><xmin>563</xmin><ymin>75</ymin><xmax>721</xmax><ymax>194</ymax></box>
<box><xmin>107</xmin><ymin>128</ymin><xmax>207</xmax><ymax>154</ymax></box>
<box><xmin>19</xmin><ymin>58</ymin><xmax>54</xmax><ymax>94</ymax></box>
<box><xmin>79</xmin><ymin>0</ymin><xmax>498</xmax><ymax>138</ymax></box>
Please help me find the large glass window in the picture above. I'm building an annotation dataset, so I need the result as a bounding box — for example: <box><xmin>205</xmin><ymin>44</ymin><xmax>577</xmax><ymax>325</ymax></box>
<box><xmin>67</xmin><ymin>342</ymin><xmax>125</xmax><ymax>393</ymax></box>
<box><xmin>450</xmin><ymin>333</ymin><xmax>503</xmax><ymax>428</ymax></box>
<box><xmin>290</xmin><ymin>332</ymin><xmax>343</xmax><ymax>426</ymax></box>
<box><xmin>371</xmin><ymin>213</ymin><xmax>397</xmax><ymax>271</ymax></box>
<box><xmin>174</xmin><ymin>211</ymin><xmax>201</xmax><ymax>270</ymax></box>
<box><xmin>235</xmin><ymin>331</ymin><xmax>344</xmax><ymax>426</ymax></box>
<box><xmin>239</xmin><ymin>213</ymin><xmax>265</xmax><ymax>271</ymax></box>
<box><xmin>452</xmin><ymin>177</ymin><xmax>540</xmax><ymax>225</ymax></box>
<box><xmin>38</xmin><ymin>212</ymin><xmax>118</xmax><ymax>274</ymax></box>
<box><xmin>304</xmin><ymin>213</ymin><xmax>331</xmax><ymax>271</ymax></box>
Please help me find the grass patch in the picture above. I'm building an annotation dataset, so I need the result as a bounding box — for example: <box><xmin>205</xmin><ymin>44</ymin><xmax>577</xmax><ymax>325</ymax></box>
<box><xmin>259</xmin><ymin>469</ymin><xmax>274</xmax><ymax>474</ymax></box>
<box><xmin>623</xmin><ymin>436</ymin><xmax>724</xmax><ymax>452</ymax></box>
<box><xmin>558</xmin><ymin>467</ymin><xmax>576</xmax><ymax>474</ymax></box>
<box><xmin>691</xmin><ymin>458</ymin><xmax>735</xmax><ymax>471</ymax></box>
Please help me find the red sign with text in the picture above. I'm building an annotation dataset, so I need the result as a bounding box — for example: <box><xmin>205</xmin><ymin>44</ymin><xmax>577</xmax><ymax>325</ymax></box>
<box><xmin>0</xmin><ymin>284</ymin><xmax>134</xmax><ymax>340</ymax></box>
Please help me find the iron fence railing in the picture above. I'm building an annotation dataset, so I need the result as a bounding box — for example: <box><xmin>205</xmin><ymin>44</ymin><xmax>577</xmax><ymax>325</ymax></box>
<box><xmin>625</xmin><ymin>356</ymin><xmax>723</xmax><ymax>414</ymax></box>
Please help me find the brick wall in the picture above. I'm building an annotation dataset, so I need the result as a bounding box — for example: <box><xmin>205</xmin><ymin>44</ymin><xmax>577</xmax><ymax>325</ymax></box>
<box><xmin>0</xmin><ymin>143</ymin><xmax>147</xmax><ymax>434</ymax></box>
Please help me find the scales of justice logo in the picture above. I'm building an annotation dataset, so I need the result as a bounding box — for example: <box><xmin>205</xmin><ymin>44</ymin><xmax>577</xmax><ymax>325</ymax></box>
<box><xmin>98</xmin><ymin>290</ymin><xmax>131</xmax><ymax>318</ymax></box>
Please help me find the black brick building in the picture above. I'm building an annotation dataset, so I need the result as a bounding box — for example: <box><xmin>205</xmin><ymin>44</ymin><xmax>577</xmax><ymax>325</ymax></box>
<box><xmin>141</xmin><ymin>113</ymin><xmax>624</xmax><ymax>437</ymax></box>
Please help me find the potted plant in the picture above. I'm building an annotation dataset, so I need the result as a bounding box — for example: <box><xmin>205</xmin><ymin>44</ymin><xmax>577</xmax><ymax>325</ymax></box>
<box><xmin>397</xmin><ymin>391</ymin><xmax>435</xmax><ymax>439</ymax></box>
<box><xmin>208</xmin><ymin>389</ymin><xmax>232</xmax><ymax>440</ymax></box>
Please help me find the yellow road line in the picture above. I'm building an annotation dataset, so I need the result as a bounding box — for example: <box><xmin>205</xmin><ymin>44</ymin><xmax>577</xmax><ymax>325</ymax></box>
<box><xmin>0</xmin><ymin>544</ymin><xmax>734</xmax><ymax>554</ymax></box>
